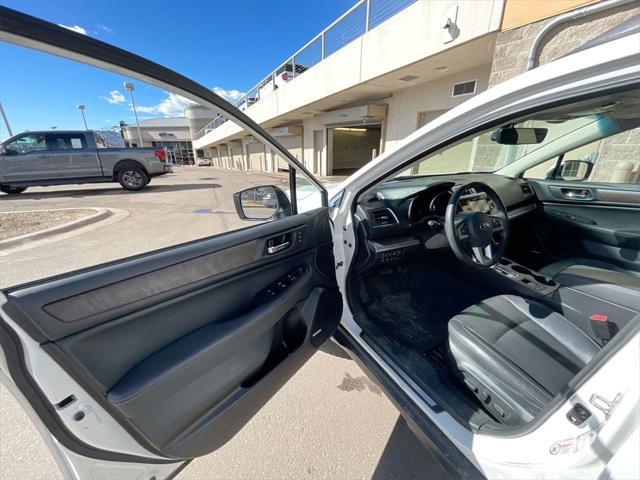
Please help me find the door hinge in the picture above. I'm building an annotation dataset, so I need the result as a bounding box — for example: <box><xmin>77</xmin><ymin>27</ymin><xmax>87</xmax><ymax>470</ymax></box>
<box><xmin>589</xmin><ymin>393</ymin><xmax>623</xmax><ymax>419</ymax></box>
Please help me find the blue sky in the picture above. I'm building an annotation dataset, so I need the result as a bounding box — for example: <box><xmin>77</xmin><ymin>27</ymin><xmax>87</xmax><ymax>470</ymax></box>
<box><xmin>0</xmin><ymin>0</ymin><xmax>355</xmax><ymax>137</ymax></box>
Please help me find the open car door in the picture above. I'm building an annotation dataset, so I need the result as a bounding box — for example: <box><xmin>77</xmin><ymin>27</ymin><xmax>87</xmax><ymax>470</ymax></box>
<box><xmin>0</xmin><ymin>8</ymin><xmax>342</xmax><ymax>480</ymax></box>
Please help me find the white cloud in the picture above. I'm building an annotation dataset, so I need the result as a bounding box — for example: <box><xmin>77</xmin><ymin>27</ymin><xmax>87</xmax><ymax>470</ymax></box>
<box><xmin>129</xmin><ymin>87</ymin><xmax>246</xmax><ymax>118</ymax></box>
<box><xmin>101</xmin><ymin>90</ymin><xmax>126</xmax><ymax>105</ymax></box>
<box><xmin>97</xmin><ymin>23</ymin><xmax>114</xmax><ymax>34</ymax></box>
<box><xmin>135</xmin><ymin>93</ymin><xmax>194</xmax><ymax>117</ymax></box>
<box><xmin>58</xmin><ymin>24</ymin><xmax>88</xmax><ymax>35</ymax></box>
<box><xmin>212</xmin><ymin>87</ymin><xmax>245</xmax><ymax>103</ymax></box>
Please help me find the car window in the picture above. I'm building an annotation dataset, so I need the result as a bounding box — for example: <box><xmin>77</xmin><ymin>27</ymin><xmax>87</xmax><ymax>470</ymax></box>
<box><xmin>523</xmin><ymin>126</ymin><xmax>640</xmax><ymax>184</ymax></box>
<box><xmin>4</xmin><ymin>134</ymin><xmax>47</xmax><ymax>154</ymax></box>
<box><xmin>49</xmin><ymin>133</ymin><xmax>88</xmax><ymax>150</ymax></box>
<box><xmin>0</xmin><ymin>46</ymin><xmax>324</xmax><ymax>288</ymax></box>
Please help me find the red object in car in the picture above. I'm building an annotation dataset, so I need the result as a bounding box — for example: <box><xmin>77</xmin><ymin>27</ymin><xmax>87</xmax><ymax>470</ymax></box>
<box><xmin>153</xmin><ymin>150</ymin><xmax>166</xmax><ymax>161</ymax></box>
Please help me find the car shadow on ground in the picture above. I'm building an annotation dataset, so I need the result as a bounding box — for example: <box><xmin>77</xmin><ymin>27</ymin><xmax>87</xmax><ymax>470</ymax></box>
<box><xmin>319</xmin><ymin>339</ymin><xmax>352</xmax><ymax>359</ymax></box>
<box><xmin>319</xmin><ymin>341</ymin><xmax>454</xmax><ymax>479</ymax></box>
<box><xmin>372</xmin><ymin>416</ymin><xmax>455</xmax><ymax>480</ymax></box>
<box><xmin>0</xmin><ymin>183</ymin><xmax>222</xmax><ymax>200</ymax></box>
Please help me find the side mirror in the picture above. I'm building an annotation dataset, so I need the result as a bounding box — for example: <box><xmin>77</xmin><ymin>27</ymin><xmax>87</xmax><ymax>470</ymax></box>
<box><xmin>548</xmin><ymin>159</ymin><xmax>595</xmax><ymax>181</ymax></box>
<box><xmin>2</xmin><ymin>146</ymin><xmax>18</xmax><ymax>156</ymax></box>
<box><xmin>233</xmin><ymin>185</ymin><xmax>292</xmax><ymax>221</ymax></box>
<box><xmin>491</xmin><ymin>127</ymin><xmax>548</xmax><ymax>145</ymax></box>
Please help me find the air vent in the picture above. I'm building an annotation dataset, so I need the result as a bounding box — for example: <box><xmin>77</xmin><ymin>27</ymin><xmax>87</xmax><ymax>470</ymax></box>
<box><xmin>452</xmin><ymin>80</ymin><xmax>477</xmax><ymax>97</ymax></box>
<box><xmin>520</xmin><ymin>183</ymin><xmax>534</xmax><ymax>197</ymax></box>
<box><xmin>370</xmin><ymin>208</ymin><xmax>398</xmax><ymax>226</ymax></box>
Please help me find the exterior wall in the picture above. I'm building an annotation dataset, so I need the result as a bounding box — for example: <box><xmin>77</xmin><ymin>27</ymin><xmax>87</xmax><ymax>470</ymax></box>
<box><xmin>123</xmin><ymin>126</ymin><xmax>191</xmax><ymax>144</ymax></box>
<box><xmin>489</xmin><ymin>2</ymin><xmax>640</xmax><ymax>86</ymax></box>
<box><xmin>591</xmin><ymin>128</ymin><xmax>640</xmax><ymax>183</ymax></box>
<box><xmin>501</xmin><ymin>0</ymin><xmax>598</xmax><ymax>30</ymax></box>
<box><xmin>272</xmin><ymin>135</ymin><xmax>302</xmax><ymax>171</ymax></box>
<box><xmin>384</xmin><ymin>64</ymin><xmax>491</xmax><ymax>151</ymax></box>
<box><xmin>193</xmin><ymin>0</ymin><xmax>503</xmax><ymax>150</ymax></box>
<box><xmin>302</xmin><ymin>116</ymin><xmax>328</xmax><ymax>175</ymax></box>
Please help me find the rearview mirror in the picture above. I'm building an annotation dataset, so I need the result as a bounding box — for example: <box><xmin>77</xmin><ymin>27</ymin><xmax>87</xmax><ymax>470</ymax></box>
<box><xmin>491</xmin><ymin>127</ymin><xmax>548</xmax><ymax>145</ymax></box>
<box><xmin>233</xmin><ymin>185</ymin><xmax>292</xmax><ymax>220</ymax></box>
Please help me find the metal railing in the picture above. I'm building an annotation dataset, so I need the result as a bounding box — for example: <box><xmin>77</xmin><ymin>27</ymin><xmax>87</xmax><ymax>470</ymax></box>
<box><xmin>194</xmin><ymin>0</ymin><xmax>417</xmax><ymax>140</ymax></box>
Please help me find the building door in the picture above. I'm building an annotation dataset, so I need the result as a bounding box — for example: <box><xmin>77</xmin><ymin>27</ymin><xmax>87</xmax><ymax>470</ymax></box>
<box><xmin>328</xmin><ymin>124</ymin><xmax>381</xmax><ymax>176</ymax></box>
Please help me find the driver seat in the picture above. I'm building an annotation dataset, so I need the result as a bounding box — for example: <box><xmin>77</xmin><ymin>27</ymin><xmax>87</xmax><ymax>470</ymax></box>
<box><xmin>448</xmin><ymin>295</ymin><xmax>600</xmax><ymax>427</ymax></box>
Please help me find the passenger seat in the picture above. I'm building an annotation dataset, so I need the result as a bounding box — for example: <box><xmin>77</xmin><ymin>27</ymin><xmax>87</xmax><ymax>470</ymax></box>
<box><xmin>540</xmin><ymin>257</ymin><xmax>640</xmax><ymax>289</ymax></box>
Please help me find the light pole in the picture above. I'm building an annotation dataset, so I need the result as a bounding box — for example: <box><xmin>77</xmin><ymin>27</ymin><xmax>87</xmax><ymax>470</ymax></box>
<box><xmin>77</xmin><ymin>104</ymin><xmax>89</xmax><ymax>130</ymax></box>
<box><xmin>124</xmin><ymin>82</ymin><xmax>143</xmax><ymax>146</ymax></box>
<box><xmin>0</xmin><ymin>100</ymin><xmax>13</xmax><ymax>138</ymax></box>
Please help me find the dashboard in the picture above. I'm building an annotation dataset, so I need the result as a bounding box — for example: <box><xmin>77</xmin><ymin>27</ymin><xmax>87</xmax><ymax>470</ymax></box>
<box><xmin>356</xmin><ymin>173</ymin><xmax>538</xmax><ymax>269</ymax></box>
<box><xmin>406</xmin><ymin>186</ymin><xmax>497</xmax><ymax>221</ymax></box>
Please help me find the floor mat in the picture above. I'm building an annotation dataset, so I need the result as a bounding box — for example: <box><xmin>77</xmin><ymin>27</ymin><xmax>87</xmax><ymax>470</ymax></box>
<box><xmin>366</xmin><ymin>291</ymin><xmax>446</xmax><ymax>352</ymax></box>
<box><xmin>362</xmin><ymin>264</ymin><xmax>489</xmax><ymax>354</ymax></box>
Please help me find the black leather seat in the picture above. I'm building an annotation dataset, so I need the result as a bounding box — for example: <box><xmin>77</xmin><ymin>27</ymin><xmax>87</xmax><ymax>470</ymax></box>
<box><xmin>540</xmin><ymin>257</ymin><xmax>640</xmax><ymax>288</ymax></box>
<box><xmin>448</xmin><ymin>295</ymin><xmax>600</xmax><ymax>427</ymax></box>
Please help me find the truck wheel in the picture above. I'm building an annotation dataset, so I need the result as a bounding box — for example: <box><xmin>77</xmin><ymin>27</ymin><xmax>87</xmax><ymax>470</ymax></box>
<box><xmin>117</xmin><ymin>167</ymin><xmax>149</xmax><ymax>191</ymax></box>
<box><xmin>0</xmin><ymin>185</ymin><xmax>28</xmax><ymax>194</ymax></box>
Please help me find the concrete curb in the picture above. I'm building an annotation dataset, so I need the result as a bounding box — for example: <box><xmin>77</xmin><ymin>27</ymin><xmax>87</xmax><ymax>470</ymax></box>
<box><xmin>0</xmin><ymin>208</ymin><xmax>112</xmax><ymax>250</ymax></box>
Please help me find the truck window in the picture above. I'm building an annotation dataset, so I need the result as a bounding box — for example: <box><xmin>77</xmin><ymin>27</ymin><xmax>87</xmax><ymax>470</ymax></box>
<box><xmin>49</xmin><ymin>133</ymin><xmax>87</xmax><ymax>150</ymax></box>
<box><xmin>4</xmin><ymin>134</ymin><xmax>47</xmax><ymax>154</ymax></box>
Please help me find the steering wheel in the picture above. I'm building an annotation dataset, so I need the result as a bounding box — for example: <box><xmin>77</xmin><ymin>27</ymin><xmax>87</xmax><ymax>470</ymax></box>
<box><xmin>444</xmin><ymin>182</ymin><xmax>509</xmax><ymax>268</ymax></box>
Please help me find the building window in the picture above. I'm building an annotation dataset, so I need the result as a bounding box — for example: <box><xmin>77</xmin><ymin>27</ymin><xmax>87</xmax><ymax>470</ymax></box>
<box><xmin>452</xmin><ymin>80</ymin><xmax>477</xmax><ymax>97</ymax></box>
<box><xmin>150</xmin><ymin>140</ymin><xmax>194</xmax><ymax>165</ymax></box>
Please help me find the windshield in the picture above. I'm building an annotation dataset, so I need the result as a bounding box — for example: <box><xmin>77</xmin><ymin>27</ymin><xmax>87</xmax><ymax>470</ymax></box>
<box><xmin>396</xmin><ymin>115</ymin><xmax>602</xmax><ymax>177</ymax></box>
<box><xmin>391</xmin><ymin>88</ymin><xmax>640</xmax><ymax>181</ymax></box>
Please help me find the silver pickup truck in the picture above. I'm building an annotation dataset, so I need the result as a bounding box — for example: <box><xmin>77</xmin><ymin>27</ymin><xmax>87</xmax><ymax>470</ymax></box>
<box><xmin>0</xmin><ymin>130</ymin><xmax>172</xmax><ymax>194</ymax></box>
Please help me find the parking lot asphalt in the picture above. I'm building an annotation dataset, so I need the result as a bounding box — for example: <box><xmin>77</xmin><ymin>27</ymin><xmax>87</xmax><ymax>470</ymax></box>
<box><xmin>0</xmin><ymin>167</ymin><xmax>452</xmax><ymax>480</ymax></box>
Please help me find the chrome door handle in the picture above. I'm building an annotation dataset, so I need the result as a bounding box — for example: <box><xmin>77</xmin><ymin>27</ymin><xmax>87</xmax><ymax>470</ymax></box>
<box><xmin>267</xmin><ymin>242</ymin><xmax>290</xmax><ymax>254</ymax></box>
<box><xmin>37</xmin><ymin>154</ymin><xmax>50</xmax><ymax>159</ymax></box>
<box><xmin>561</xmin><ymin>188</ymin><xmax>593</xmax><ymax>200</ymax></box>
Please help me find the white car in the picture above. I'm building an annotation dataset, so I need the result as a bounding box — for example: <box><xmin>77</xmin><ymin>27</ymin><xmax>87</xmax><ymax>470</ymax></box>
<box><xmin>196</xmin><ymin>157</ymin><xmax>212</xmax><ymax>166</ymax></box>
<box><xmin>1</xmin><ymin>7</ymin><xmax>639</xmax><ymax>480</ymax></box>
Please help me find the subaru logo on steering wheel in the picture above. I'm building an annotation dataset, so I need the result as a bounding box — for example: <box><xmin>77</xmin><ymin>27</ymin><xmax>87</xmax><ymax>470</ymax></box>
<box><xmin>480</xmin><ymin>222</ymin><xmax>491</xmax><ymax>230</ymax></box>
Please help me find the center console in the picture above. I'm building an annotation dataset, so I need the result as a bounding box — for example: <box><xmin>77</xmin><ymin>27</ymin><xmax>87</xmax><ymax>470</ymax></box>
<box><xmin>492</xmin><ymin>258</ymin><xmax>559</xmax><ymax>295</ymax></box>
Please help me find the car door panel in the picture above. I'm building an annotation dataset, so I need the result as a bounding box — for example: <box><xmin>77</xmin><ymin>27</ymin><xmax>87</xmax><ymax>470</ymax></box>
<box><xmin>528</xmin><ymin>179</ymin><xmax>640</xmax><ymax>271</ymax></box>
<box><xmin>1</xmin><ymin>207</ymin><xmax>342</xmax><ymax>459</ymax></box>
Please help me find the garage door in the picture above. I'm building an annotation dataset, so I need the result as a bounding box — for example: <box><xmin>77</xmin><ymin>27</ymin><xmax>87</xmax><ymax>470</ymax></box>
<box><xmin>248</xmin><ymin>142</ymin><xmax>265</xmax><ymax>171</ymax></box>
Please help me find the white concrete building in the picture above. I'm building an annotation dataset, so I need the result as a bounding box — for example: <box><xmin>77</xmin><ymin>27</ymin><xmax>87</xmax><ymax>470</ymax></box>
<box><xmin>123</xmin><ymin>104</ymin><xmax>216</xmax><ymax>164</ymax></box>
<box><xmin>193</xmin><ymin>0</ymin><xmax>504</xmax><ymax>175</ymax></box>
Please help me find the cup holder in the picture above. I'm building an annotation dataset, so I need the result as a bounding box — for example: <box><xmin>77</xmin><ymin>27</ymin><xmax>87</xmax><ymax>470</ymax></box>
<box><xmin>512</xmin><ymin>265</ymin><xmax>532</xmax><ymax>276</ymax></box>
<box><xmin>498</xmin><ymin>258</ymin><xmax>512</xmax><ymax>266</ymax></box>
